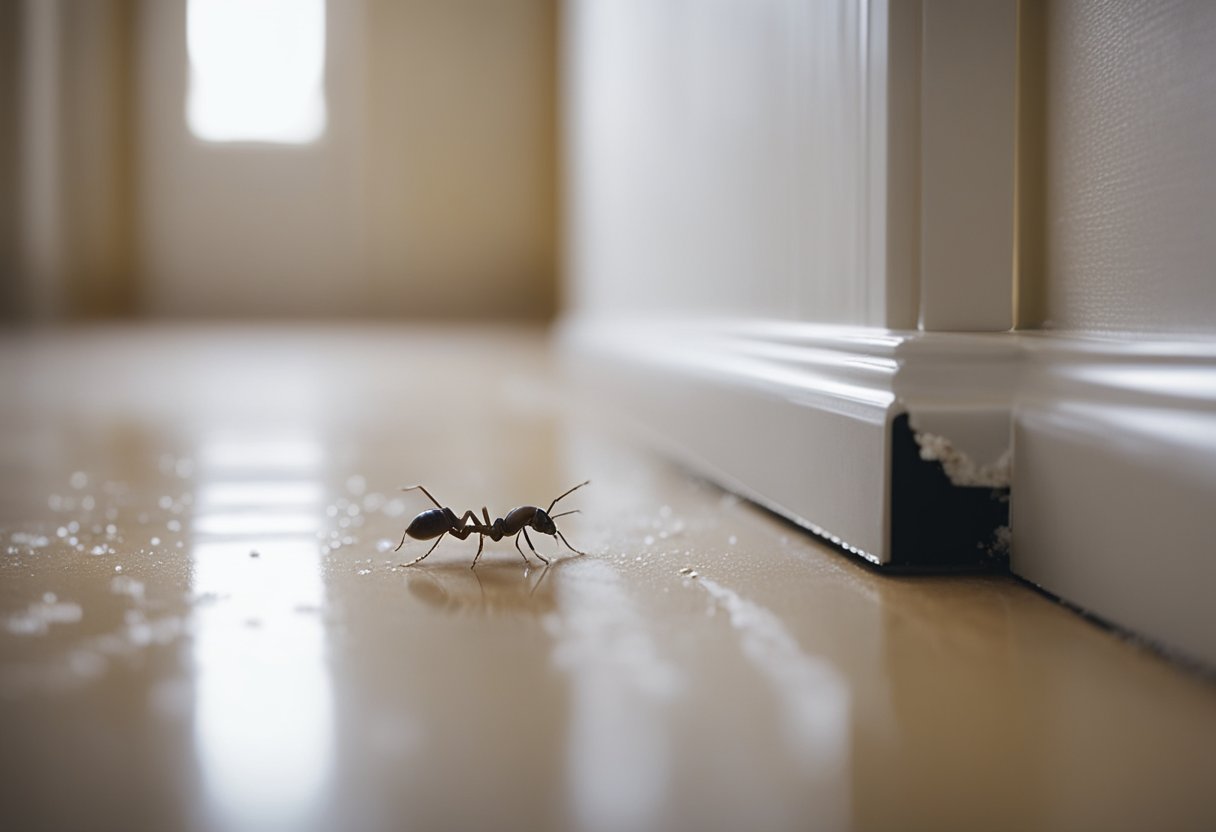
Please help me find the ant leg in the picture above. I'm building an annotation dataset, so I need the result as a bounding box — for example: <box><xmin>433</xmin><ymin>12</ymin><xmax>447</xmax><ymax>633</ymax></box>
<box><xmin>483</xmin><ymin>507</ymin><xmax>506</xmax><ymax>540</ymax></box>
<box><xmin>401</xmin><ymin>485</ymin><xmax>444</xmax><ymax>509</ymax></box>
<box><xmin>470</xmin><ymin>534</ymin><xmax>486</xmax><ymax>569</ymax></box>
<box><xmin>393</xmin><ymin>527</ymin><xmax>409</xmax><ymax>552</ymax></box>
<box><xmin>522</xmin><ymin>528</ymin><xmax>550</xmax><ymax>566</ymax></box>
<box><xmin>528</xmin><ymin>563</ymin><xmax>552</xmax><ymax>597</ymax></box>
<box><xmin>452</xmin><ymin>510</ymin><xmax>479</xmax><ymax>527</ymax></box>
<box><xmin>513</xmin><ymin>532</ymin><xmax>530</xmax><ymax>565</ymax></box>
<box><xmin>400</xmin><ymin>533</ymin><xmax>445</xmax><ymax>567</ymax></box>
<box><xmin>556</xmin><ymin>531</ymin><xmax>586</xmax><ymax>557</ymax></box>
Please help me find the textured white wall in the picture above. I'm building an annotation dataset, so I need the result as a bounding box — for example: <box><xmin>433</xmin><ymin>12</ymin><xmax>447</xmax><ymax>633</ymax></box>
<box><xmin>1041</xmin><ymin>0</ymin><xmax>1216</xmax><ymax>335</ymax></box>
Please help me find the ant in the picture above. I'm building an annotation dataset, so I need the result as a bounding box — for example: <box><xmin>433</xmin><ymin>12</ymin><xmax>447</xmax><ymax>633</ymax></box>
<box><xmin>394</xmin><ymin>481</ymin><xmax>589</xmax><ymax>568</ymax></box>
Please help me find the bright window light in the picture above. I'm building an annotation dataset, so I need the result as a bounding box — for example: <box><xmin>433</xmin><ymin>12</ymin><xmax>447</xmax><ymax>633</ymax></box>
<box><xmin>187</xmin><ymin>0</ymin><xmax>326</xmax><ymax>144</ymax></box>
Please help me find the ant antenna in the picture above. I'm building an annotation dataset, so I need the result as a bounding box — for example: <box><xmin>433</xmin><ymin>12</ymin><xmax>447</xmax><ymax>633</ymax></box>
<box><xmin>550</xmin><ymin>509</ymin><xmax>581</xmax><ymax>520</ymax></box>
<box><xmin>547</xmin><ymin>480</ymin><xmax>590</xmax><ymax>513</ymax></box>
<box><xmin>401</xmin><ymin>484</ymin><xmax>443</xmax><ymax>510</ymax></box>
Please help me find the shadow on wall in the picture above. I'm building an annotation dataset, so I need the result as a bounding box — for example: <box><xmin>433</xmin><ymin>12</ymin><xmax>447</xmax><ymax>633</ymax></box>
<box><xmin>0</xmin><ymin>2</ymin><xmax>17</xmax><ymax>320</ymax></box>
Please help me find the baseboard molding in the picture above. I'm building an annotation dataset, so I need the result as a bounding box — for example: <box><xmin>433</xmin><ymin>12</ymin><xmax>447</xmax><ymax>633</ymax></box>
<box><xmin>560</xmin><ymin>317</ymin><xmax>1019</xmax><ymax>567</ymax></box>
<box><xmin>561</xmin><ymin>317</ymin><xmax>1216</xmax><ymax>666</ymax></box>
<box><xmin>1013</xmin><ymin>334</ymin><xmax>1216</xmax><ymax>667</ymax></box>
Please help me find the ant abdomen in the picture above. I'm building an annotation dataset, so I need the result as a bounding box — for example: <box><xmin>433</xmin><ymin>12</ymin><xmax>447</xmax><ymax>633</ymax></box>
<box><xmin>406</xmin><ymin>508</ymin><xmax>457</xmax><ymax>540</ymax></box>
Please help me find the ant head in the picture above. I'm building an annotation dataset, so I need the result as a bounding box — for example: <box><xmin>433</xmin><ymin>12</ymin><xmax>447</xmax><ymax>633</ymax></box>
<box><xmin>533</xmin><ymin>507</ymin><xmax>580</xmax><ymax>537</ymax></box>
<box><xmin>530</xmin><ymin>509</ymin><xmax>557</xmax><ymax>536</ymax></box>
<box><xmin>532</xmin><ymin>481</ymin><xmax>588</xmax><ymax>540</ymax></box>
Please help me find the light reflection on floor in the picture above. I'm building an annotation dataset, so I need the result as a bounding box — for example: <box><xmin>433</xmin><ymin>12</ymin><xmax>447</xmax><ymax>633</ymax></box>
<box><xmin>551</xmin><ymin>558</ymin><xmax>678</xmax><ymax>832</ymax></box>
<box><xmin>190</xmin><ymin>434</ymin><xmax>334</xmax><ymax>831</ymax></box>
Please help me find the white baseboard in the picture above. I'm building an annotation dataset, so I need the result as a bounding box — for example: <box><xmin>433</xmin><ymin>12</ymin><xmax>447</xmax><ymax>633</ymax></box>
<box><xmin>1013</xmin><ymin>335</ymin><xmax>1216</xmax><ymax>667</ymax></box>
<box><xmin>561</xmin><ymin>317</ymin><xmax>1216</xmax><ymax>666</ymax></box>
<box><xmin>561</xmin><ymin>317</ymin><xmax>1020</xmax><ymax>567</ymax></box>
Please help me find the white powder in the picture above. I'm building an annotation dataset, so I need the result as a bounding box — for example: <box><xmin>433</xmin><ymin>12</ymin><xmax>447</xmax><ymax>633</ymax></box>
<box><xmin>914</xmin><ymin>430</ymin><xmax>1011</xmax><ymax>488</ymax></box>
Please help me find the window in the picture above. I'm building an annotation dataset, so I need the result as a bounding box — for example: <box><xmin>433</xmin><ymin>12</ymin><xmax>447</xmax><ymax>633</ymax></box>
<box><xmin>186</xmin><ymin>0</ymin><xmax>326</xmax><ymax>144</ymax></box>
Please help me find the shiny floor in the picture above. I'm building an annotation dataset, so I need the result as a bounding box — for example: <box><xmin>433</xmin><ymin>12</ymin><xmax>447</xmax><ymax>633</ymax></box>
<box><xmin>1</xmin><ymin>325</ymin><xmax>1214</xmax><ymax>832</ymax></box>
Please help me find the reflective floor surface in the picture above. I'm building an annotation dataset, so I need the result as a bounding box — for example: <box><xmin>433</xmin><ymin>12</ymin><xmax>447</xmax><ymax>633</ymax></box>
<box><xmin>1</xmin><ymin>325</ymin><xmax>1214</xmax><ymax>832</ymax></box>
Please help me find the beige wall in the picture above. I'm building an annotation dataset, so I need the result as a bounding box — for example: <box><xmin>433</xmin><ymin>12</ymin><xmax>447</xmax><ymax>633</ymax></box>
<box><xmin>61</xmin><ymin>0</ymin><xmax>136</xmax><ymax>318</ymax></box>
<box><xmin>18</xmin><ymin>0</ymin><xmax>1214</xmax><ymax>330</ymax></box>
<box><xmin>0</xmin><ymin>2</ymin><xmax>18</xmax><ymax>319</ymax></box>
<box><xmin>136</xmin><ymin>0</ymin><xmax>368</xmax><ymax>317</ymax></box>
<box><xmin>140</xmin><ymin>0</ymin><xmax>557</xmax><ymax>319</ymax></box>
<box><xmin>365</xmin><ymin>0</ymin><xmax>558</xmax><ymax>320</ymax></box>
<box><xmin>7</xmin><ymin>0</ymin><xmax>135</xmax><ymax>321</ymax></box>
<box><xmin>9</xmin><ymin>0</ymin><xmax>558</xmax><ymax>320</ymax></box>
<box><xmin>1027</xmin><ymin>0</ymin><xmax>1216</xmax><ymax>335</ymax></box>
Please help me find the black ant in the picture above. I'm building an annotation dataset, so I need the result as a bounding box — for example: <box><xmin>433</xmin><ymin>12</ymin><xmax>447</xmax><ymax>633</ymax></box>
<box><xmin>394</xmin><ymin>481</ymin><xmax>589</xmax><ymax>568</ymax></box>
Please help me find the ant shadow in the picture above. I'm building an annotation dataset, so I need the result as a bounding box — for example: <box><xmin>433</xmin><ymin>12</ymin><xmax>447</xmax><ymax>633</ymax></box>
<box><xmin>401</xmin><ymin>556</ymin><xmax>579</xmax><ymax>617</ymax></box>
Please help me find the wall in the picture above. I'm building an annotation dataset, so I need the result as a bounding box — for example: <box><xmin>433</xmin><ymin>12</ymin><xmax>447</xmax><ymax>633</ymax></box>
<box><xmin>144</xmin><ymin>0</ymin><xmax>558</xmax><ymax>319</ymax></box>
<box><xmin>10</xmin><ymin>0</ymin><xmax>558</xmax><ymax>320</ymax></box>
<box><xmin>565</xmin><ymin>0</ymin><xmax>871</xmax><ymax>325</ymax></box>
<box><xmin>59</xmin><ymin>0</ymin><xmax>137</xmax><ymax>317</ymax></box>
<box><xmin>0</xmin><ymin>1</ymin><xmax>18</xmax><ymax>319</ymax></box>
<box><xmin>1034</xmin><ymin>0</ymin><xmax>1216</xmax><ymax>335</ymax></box>
<box><xmin>136</xmin><ymin>0</ymin><xmax>368</xmax><ymax>317</ymax></box>
<box><xmin>1010</xmin><ymin>0</ymin><xmax>1216</xmax><ymax>665</ymax></box>
<box><xmin>8</xmin><ymin>0</ymin><xmax>136</xmax><ymax>321</ymax></box>
<box><xmin>563</xmin><ymin>0</ymin><xmax>1216</xmax><ymax>665</ymax></box>
<box><xmin>564</xmin><ymin>0</ymin><xmax>1020</xmax><ymax>331</ymax></box>
<box><xmin>364</xmin><ymin>0</ymin><xmax>558</xmax><ymax>320</ymax></box>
